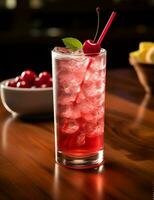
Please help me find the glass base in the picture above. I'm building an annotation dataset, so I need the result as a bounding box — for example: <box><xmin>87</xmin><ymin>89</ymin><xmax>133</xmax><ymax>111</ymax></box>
<box><xmin>56</xmin><ymin>150</ymin><xmax>104</xmax><ymax>169</ymax></box>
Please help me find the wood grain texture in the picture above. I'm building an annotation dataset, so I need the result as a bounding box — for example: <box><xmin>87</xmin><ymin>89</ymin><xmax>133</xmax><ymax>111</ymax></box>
<box><xmin>0</xmin><ymin>68</ymin><xmax>154</xmax><ymax>200</ymax></box>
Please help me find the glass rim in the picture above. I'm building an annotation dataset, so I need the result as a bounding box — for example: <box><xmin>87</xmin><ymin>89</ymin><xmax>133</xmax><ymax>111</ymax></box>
<box><xmin>52</xmin><ymin>47</ymin><xmax>106</xmax><ymax>57</ymax></box>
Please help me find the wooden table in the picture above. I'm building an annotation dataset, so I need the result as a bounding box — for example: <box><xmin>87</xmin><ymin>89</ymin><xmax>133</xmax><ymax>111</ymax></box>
<box><xmin>0</xmin><ymin>68</ymin><xmax>153</xmax><ymax>200</ymax></box>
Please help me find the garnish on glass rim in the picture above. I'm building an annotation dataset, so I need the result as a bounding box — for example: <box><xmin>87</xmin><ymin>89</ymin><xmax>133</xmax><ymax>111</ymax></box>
<box><xmin>83</xmin><ymin>11</ymin><xmax>117</xmax><ymax>54</ymax></box>
<box><xmin>62</xmin><ymin>10</ymin><xmax>117</xmax><ymax>53</ymax></box>
<box><xmin>62</xmin><ymin>37</ymin><xmax>83</xmax><ymax>51</ymax></box>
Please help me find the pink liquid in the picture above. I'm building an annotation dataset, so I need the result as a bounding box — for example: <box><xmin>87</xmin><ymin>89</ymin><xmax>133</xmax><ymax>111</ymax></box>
<box><xmin>53</xmin><ymin>48</ymin><xmax>106</xmax><ymax>157</ymax></box>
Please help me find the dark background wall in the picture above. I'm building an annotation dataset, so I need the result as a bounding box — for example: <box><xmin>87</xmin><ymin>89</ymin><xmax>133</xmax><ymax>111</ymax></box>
<box><xmin>0</xmin><ymin>0</ymin><xmax>154</xmax><ymax>79</ymax></box>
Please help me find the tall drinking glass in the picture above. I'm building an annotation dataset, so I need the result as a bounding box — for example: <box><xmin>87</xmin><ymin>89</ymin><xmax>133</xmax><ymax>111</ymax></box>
<box><xmin>52</xmin><ymin>47</ymin><xmax>106</xmax><ymax>169</ymax></box>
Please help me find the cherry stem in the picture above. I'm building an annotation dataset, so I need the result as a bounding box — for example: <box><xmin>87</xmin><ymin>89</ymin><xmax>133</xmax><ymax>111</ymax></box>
<box><xmin>97</xmin><ymin>11</ymin><xmax>117</xmax><ymax>45</ymax></box>
<box><xmin>93</xmin><ymin>7</ymin><xmax>100</xmax><ymax>43</ymax></box>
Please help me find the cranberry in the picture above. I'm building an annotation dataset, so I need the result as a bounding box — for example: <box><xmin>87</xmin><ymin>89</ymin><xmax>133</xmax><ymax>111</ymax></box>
<box><xmin>46</xmin><ymin>77</ymin><xmax>52</xmax><ymax>87</ymax></box>
<box><xmin>34</xmin><ymin>77</ymin><xmax>44</xmax><ymax>88</ymax></box>
<box><xmin>21</xmin><ymin>70</ymin><xmax>36</xmax><ymax>86</ymax></box>
<box><xmin>15</xmin><ymin>76</ymin><xmax>22</xmax><ymax>83</ymax></box>
<box><xmin>16</xmin><ymin>81</ymin><xmax>30</xmax><ymax>88</ymax></box>
<box><xmin>39</xmin><ymin>71</ymin><xmax>51</xmax><ymax>84</ymax></box>
<box><xmin>6</xmin><ymin>80</ymin><xmax>16</xmax><ymax>87</ymax></box>
<box><xmin>40</xmin><ymin>84</ymin><xmax>48</xmax><ymax>88</ymax></box>
<box><xmin>5</xmin><ymin>69</ymin><xmax>52</xmax><ymax>89</ymax></box>
<box><xmin>83</xmin><ymin>40</ymin><xmax>101</xmax><ymax>54</ymax></box>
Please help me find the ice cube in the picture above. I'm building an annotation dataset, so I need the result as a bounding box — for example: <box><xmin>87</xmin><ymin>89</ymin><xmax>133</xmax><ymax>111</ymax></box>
<box><xmin>83</xmin><ymin>83</ymin><xmax>97</xmax><ymax>97</ymax></box>
<box><xmin>61</xmin><ymin>119</ymin><xmax>80</xmax><ymax>134</ymax></box>
<box><xmin>83</xmin><ymin>112</ymin><xmax>94</xmax><ymax>122</ymax></box>
<box><xmin>89</xmin><ymin>55</ymin><xmax>106</xmax><ymax>72</ymax></box>
<box><xmin>93</xmin><ymin>107</ymin><xmax>105</xmax><ymax>121</ymax></box>
<box><xmin>82</xmin><ymin>68</ymin><xmax>106</xmax><ymax>97</ymax></box>
<box><xmin>84</xmin><ymin>122</ymin><xmax>96</xmax><ymax>133</ymax></box>
<box><xmin>64</xmin><ymin>84</ymin><xmax>80</xmax><ymax>94</ymax></box>
<box><xmin>86</xmin><ymin>120</ymin><xmax>104</xmax><ymax>137</ymax></box>
<box><xmin>75</xmin><ymin>90</ymin><xmax>86</xmax><ymax>104</ymax></box>
<box><xmin>59</xmin><ymin>104</ymin><xmax>81</xmax><ymax>119</ymax></box>
<box><xmin>58</xmin><ymin>80</ymin><xmax>80</xmax><ymax>95</ymax></box>
<box><xmin>82</xmin><ymin>80</ymin><xmax>97</xmax><ymax>97</ymax></box>
<box><xmin>83</xmin><ymin>78</ymin><xmax>105</xmax><ymax>97</ymax></box>
<box><xmin>77</xmin><ymin>133</ymin><xmax>85</xmax><ymax>146</ymax></box>
<box><xmin>57</xmin><ymin>57</ymin><xmax>88</xmax><ymax>75</ymax></box>
<box><xmin>58</xmin><ymin>72</ymin><xmax>82</xmax><ymax>87</ymax></box>
<box><xmin>58</xmin><ymin>94</ymin><xmax>76</xmax><ymax>105</ymax></box>
<box><xmin>90</xmin><ymin>93</ymin><xmax>105</xmax><ymax>107</ymax></box>
<box><xmin>77</xmin><ymin>98</ymin><xmax>95</xmax><ymax>114</ymax></box>
<box><xmin>82</xmin><ymin>106</ymin><xmax>104</xmax><ymax>123</ymax></box>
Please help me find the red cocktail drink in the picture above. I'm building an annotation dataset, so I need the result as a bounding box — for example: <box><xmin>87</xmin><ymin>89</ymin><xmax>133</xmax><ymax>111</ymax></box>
<box><xmin>52</xmin><ymin>48</ymin><xmax>106</xmax><ymax>168</ymax></box>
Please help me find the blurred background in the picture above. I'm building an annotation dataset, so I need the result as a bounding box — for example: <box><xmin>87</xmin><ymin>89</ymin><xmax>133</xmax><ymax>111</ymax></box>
<box><xmin>0</xmin><ymin>0</ymin><xmax>154</xmax><ymax>79</ymax></box>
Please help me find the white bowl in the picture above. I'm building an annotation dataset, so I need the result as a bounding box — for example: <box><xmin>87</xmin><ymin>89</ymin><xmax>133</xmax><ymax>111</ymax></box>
<box><xmin>0</xmin><ymin>79</ymin><xmax>53</xmax><ymax>117</ymax></box>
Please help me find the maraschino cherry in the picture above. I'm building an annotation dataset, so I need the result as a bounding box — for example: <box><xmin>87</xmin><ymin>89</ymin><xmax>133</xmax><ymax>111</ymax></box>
<box><xmin>83</xmin><ymin>10</ymin><xmax>117</xmax><ymax>54</ymax></box>
<box><xmin>83</xmin><ymin>40</ymin><xmax>101</xmax><ymax>54</ymax></box>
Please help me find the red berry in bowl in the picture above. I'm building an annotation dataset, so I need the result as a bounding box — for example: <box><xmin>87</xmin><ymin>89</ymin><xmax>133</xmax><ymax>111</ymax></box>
<box><xmin>34</xmin><ymin>77</ymin><xmax>44</xmax><ymax>88</ymax></box>
<box><xmin>16</xmin><ymin>81</ymin><xmax>30</xmax><ymax>88</ymax></box>
<box><xmin>46</xmin><ymin>77</ymin><xmax>52</xmax><ymax>87</ymax></box>
<box><xmin>21</xmin><ymin>70</ymin><xmax>36</xmax><ymax>86</ymax></box>
<box><xmin>5</xmin><ymin>80</ymin><xmax>16</xmax><ymax>87</ymax></box>
<box><xmin>15</xmin><ymin>76</ymin><xmax>22</xmax><ymax>83</ymax></box>
<box><xmin>40</xmin><ymin>84</ymin><xmax>48</xmax><ymax>88</ymax></box>
<box><xmin>39</xmin><ymin>71</ymin><xmax>51</xmax><ymax>84</ymax></box>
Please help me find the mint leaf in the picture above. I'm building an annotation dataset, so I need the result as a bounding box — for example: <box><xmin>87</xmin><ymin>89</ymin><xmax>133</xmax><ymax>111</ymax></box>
<box><xmin>62</xmin><ymin>37</ymin><xmax>83</xmax><ymax>51</ymax></box>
